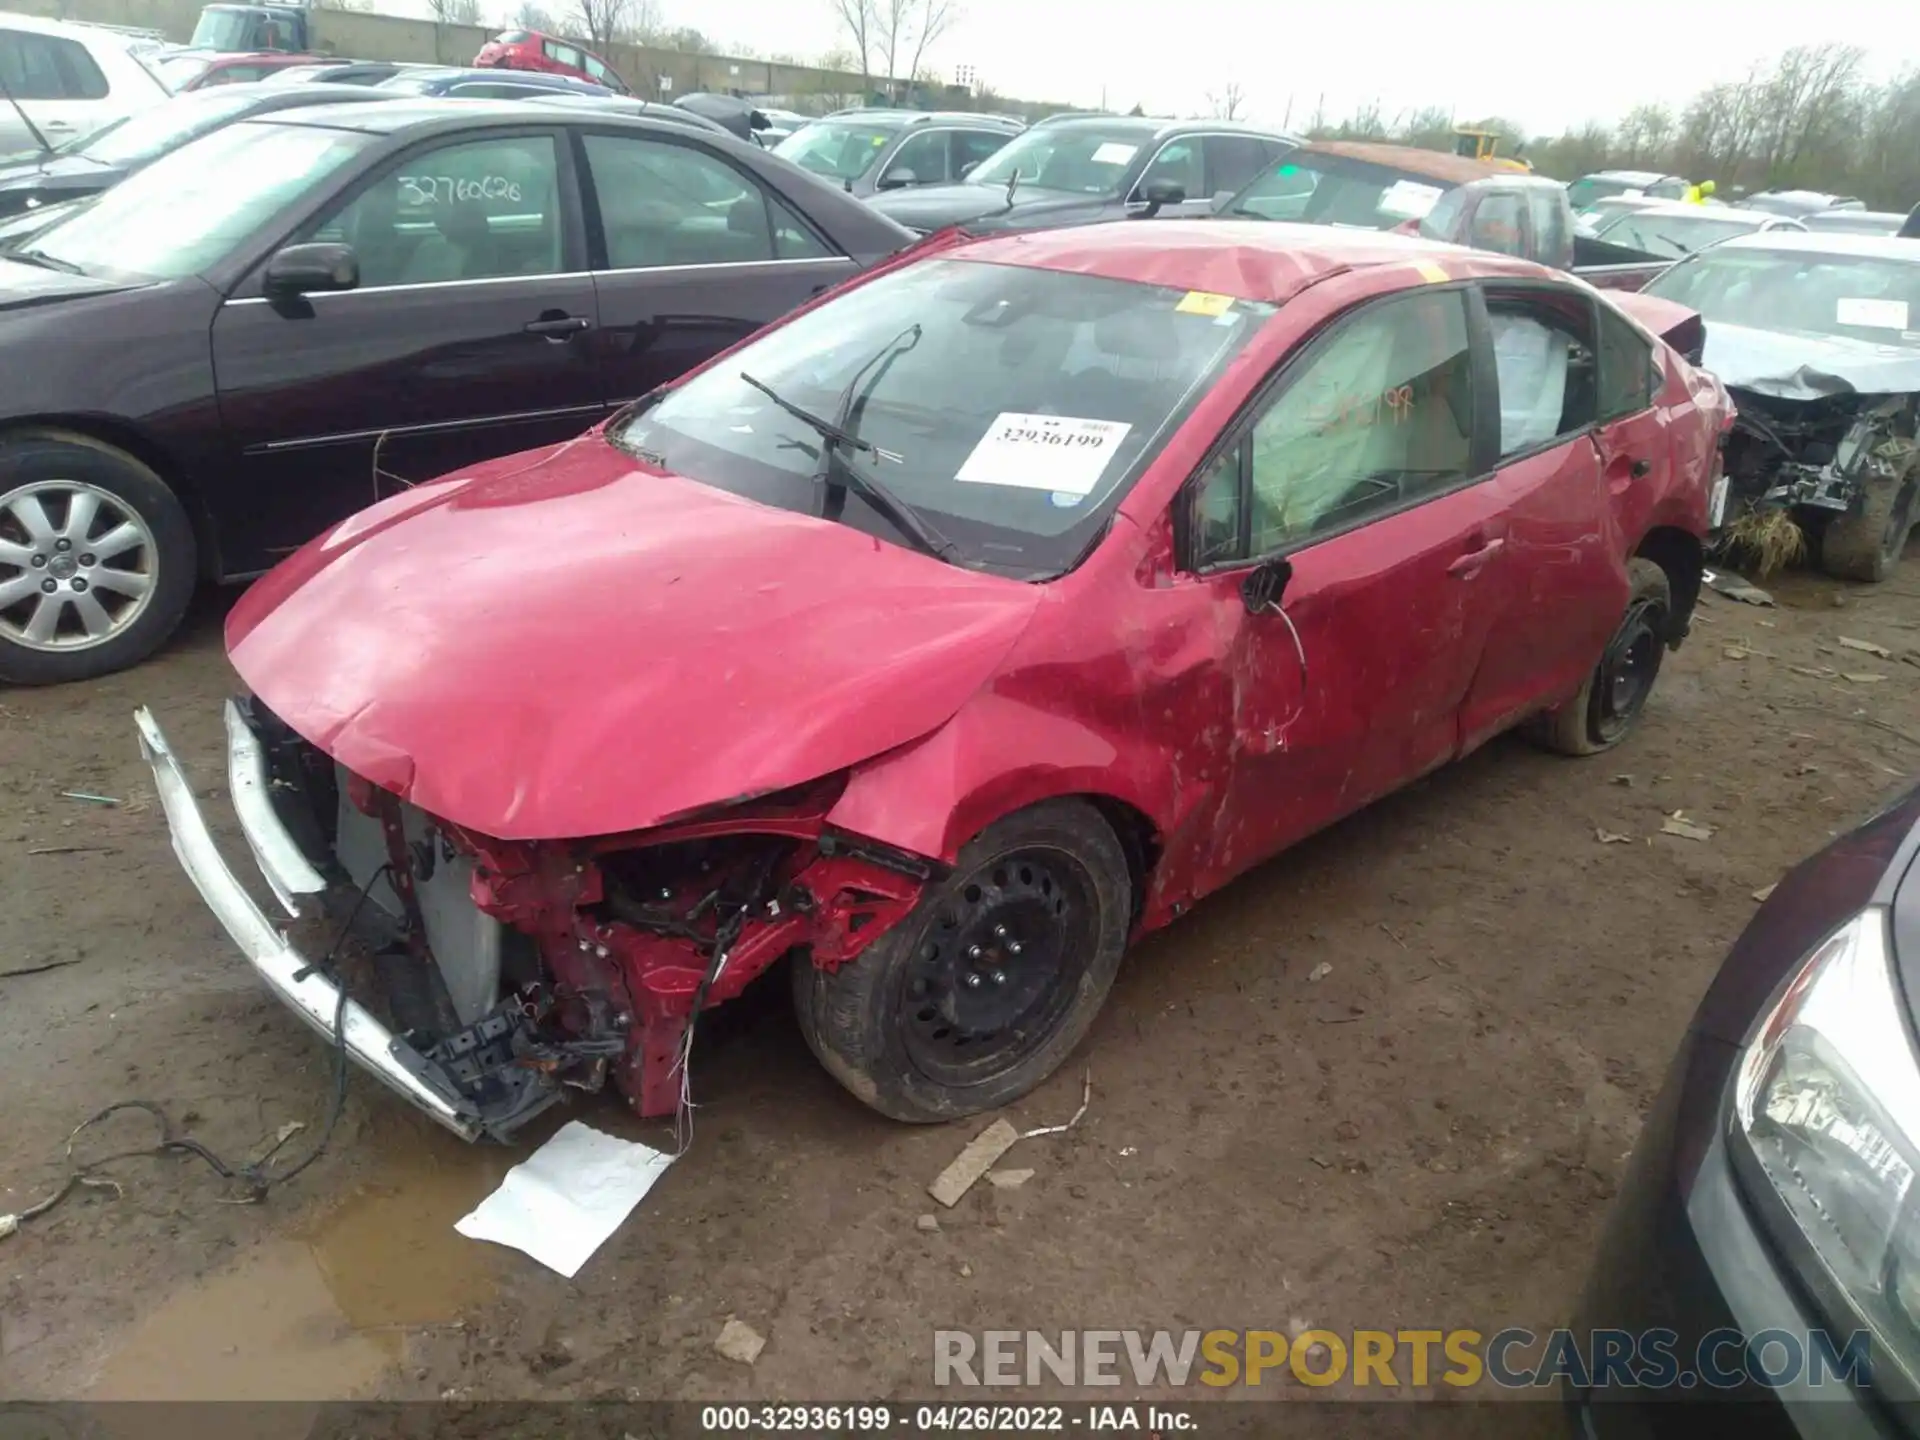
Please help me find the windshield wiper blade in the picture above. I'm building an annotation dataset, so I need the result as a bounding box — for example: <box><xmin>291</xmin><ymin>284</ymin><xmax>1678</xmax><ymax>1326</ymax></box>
<box><xmin>739</xmin><ymin>357</ymin><xmax>958</xmax><ymax>563</ymax></box>
<box><xmin>7</xmin><ymin>248</ymin><xmax>81</xmax><ymax>274</ymax></box>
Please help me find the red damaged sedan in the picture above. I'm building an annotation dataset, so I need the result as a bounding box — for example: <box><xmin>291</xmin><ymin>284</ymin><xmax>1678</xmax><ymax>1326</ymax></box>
<box><xmin>136</xmin><ymin>221</ymin><xmax>1732</xmax><ymax>1140</ymax></box>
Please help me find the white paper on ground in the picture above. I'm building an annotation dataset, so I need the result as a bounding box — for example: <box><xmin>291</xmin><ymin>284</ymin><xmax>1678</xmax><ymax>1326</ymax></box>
<box><xmin>454</xmin><ymin>1120</ymin><xmax>674</xmax><ymax>1278</ymax></box>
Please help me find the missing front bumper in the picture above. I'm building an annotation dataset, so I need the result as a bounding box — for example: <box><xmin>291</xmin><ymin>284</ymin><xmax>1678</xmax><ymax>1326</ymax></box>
<box><xmin>134</xmin><ymin>702</ymin><xmax>487</xmax><ymax>1142</ymax></box>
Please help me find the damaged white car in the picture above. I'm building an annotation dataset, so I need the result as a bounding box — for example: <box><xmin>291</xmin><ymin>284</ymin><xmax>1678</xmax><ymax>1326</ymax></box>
<box><xmin>1645</xmin><ymin>230</ymin><xmax>1920</xmax><ymax>581</ymax></box>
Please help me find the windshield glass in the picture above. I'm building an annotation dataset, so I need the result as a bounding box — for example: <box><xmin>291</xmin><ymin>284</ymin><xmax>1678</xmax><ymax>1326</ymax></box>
<box><xmin>1599</xmin><ymin>210</ymin><xmax>1760</xmax><ymax>258</ymax></box>
<box><xmin>188</xmin><ymin>8</ymin><xmax>256</xmax><ymax>49</ymax></box>
<box><xmin>79</xmin><ymin>88</ymin><xmax>261</xmax><ymax>166</ymax></box>
<box><xmin>154</xmin><ymin>52</ymin><xmax>216</xmax><ymax>89</ymax></box>
<box><xmin>611</xmin><ymin>258</ymin><xmax>1273</xmax><ymax>575</ymax></box>
<box><xmin>1567</xmin><ymin>176</ymin><xmax>1644</xmax><ymax>210</ymax></box>
<box><xmin>20</xmin><ymin>119</ymin><xmax>371</xmax><ymax>280</ymax></box>
<box><xmin>773</xmin><ymin>119</ymin><xmax>903</xmax><ymax>181</ymax></box>
<box><xmin>1803</xmin><ymin>212</ymin><xmax>1902</xmax><ymax>235</ymax></box>
<box><xmin>966</xmin><ymin>125</ymin><xmax>1153</xmax><ymax>194</ymax></box>
<box><xmin>1648</xmin><ymin>249</ymin><xmax>1920</xmax><ymax>347</ymax></box>
<box><xmin>1231</xmin><ymin>156</ymin><xmax>1446</xmax><ymax>227</ymax></box>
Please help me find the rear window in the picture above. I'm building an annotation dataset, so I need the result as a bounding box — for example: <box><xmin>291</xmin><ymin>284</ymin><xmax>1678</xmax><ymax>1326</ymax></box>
<box><xmin>1229</xmin><ymin>156</ymin><xmax>1446</xmax><ymax>228</ymax></box>
<box><xmin>612</xmin><ymin>258</ymin><xmax>1276</xmax><ymax>577</ymax></box>
<box><xmin>492</xmin><ymin>30</ymin><xmax>531</xmax><ymax>43</ymax></box>
<box><xmin>774</xmin><ymin>119</ymin><xmax>905</xmax><ymax>181</ymax></box>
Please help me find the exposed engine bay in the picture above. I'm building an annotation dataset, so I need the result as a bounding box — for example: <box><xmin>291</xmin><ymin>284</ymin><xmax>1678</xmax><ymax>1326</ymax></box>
<box><xmin>241</xmin><ymin>698</ymin><xmax>934</xmax><ymax>1141</ymax></box>
<box><xmin>1723</xmin><ymin>388</ymin><xmax>1919</xmax><ymax>518</ymax></box>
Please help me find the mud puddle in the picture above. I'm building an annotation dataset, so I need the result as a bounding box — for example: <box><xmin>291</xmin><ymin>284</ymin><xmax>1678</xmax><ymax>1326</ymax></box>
<box><xmin>86</xmin><ymin>1133</ymin><xmax>520</xmax><ymax>1400</ymax></box>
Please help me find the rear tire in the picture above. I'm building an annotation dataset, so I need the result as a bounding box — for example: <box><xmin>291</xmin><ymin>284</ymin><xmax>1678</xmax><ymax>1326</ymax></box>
<box><xmin>1820</xmin><ymin>468</ymin><xmax>1918</xmax><ymax>583</ymax></box>
<box><xmin>0</xmin><ymin>432</ymin><xmax>196</xmax><ymax>686</ymax></box>
<box><xmin>792</xmin><ymin>799</ymin><xmax>1130</xmax><ymax>1123</ymax></box>
<box><xmin>1529</xmin><ymin>558</ymin><xmax>1671</xmax><ymax>757</ymax></box>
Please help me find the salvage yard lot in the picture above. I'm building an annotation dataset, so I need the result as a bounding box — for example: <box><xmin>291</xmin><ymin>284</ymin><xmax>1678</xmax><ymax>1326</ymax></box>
<box><xmin>2</xmin><ymin>565</ymin><xmax>1917</xmax><ymax>1408</ymax></box>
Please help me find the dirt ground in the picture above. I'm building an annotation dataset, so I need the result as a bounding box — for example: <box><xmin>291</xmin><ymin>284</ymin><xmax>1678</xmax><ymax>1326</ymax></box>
<box><xmin>3</xmin><ymin>559</ymin><xmax>1919</xmax><ymax>1421</ymax></box>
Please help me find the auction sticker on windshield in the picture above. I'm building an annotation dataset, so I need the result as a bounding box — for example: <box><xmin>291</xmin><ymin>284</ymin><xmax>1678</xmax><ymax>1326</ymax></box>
<box><xmin>1091</xmin><ymin>142</ymin><xmax>1138</xmax><ymax>166</ymax></box>
<box><xmin>955</xmin><ymin>413</ymin><xmax>1133</xmax><ymax>495</ymax></box>
<box><xmin>1837</xmin><ymin>297</ymin><xmax>1910</xmax><ymax>330</ymax></box>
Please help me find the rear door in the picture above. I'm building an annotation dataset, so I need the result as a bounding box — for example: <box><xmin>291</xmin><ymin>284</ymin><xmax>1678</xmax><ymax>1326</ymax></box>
<box><xmin>0</xmin><ymin>27</ymin><xmax>119</xmax><ymax>152</ymax></box>
<box><xmin>1177</xmin><ymin>284</ymin><xmax>1512</xmax><ymax>876</ymax></box>
<box><xmin>573</xmin><ymin>126</ymin><xmax>859</xmax><ymax>408</ymax></box>
<box><xmin>877</xmin><ymin>126</ymin><xmax>952</xmax><ymax>188</ymax></box>
<box><xmin>1456</xmin><ymin>282</ymin><xmax>1617</xmax><ymax>750</ymax></box>
<box><xmin>208</xmin><ymin>125</ymin><xmax>602</xmax><ymax>560</ymax></box>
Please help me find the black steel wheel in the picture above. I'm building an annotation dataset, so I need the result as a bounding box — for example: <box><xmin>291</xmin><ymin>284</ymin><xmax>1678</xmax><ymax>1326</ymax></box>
<box><xmin>1530</xmin><ymin>558</ymin><xmax>1673</xmax><ymax>757</ymax></box>
<box><xmin>794</xmin><ymin>798</ymin><xmax>1131</xmax><ymax>1123</ymax></box>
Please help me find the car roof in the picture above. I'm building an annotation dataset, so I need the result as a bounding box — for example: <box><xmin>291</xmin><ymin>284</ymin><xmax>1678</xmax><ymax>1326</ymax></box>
<box><xmin>817</xmin><ymin>108</ymin><xmax>1020</xmax><ymax>127</ymax></box>
<box><xmin>255</xmin><ymin>97</ymin><xmax>769</xmax><ymax>140</ymax></box>
<box><xmin>1588</xmin><ymin>169</ymin><xmax>1677</xmax><ymax>184</ymax></box>
<box><xmin>1297</xmin><ymin>139</ymin><xmax>1508</xmax><ymax>185</ymax></box>
<box><xmin>1612</xmin><ymin>202</ymin><xmax>1767</xmax><ymax>221</ymax></box>
<box><xmin>1710</xmin><ymin>230</ymin><xmax>1920</xmax><ymax>263</ymax></box>
<box><xmin>954</xmin><ymin>218</ymin><xmax>1547</xmax><ymax>303</ymax></box>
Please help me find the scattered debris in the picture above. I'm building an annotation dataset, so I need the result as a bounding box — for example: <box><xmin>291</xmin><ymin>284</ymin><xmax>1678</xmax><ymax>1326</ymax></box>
<box><xmin>1611</xmin><ymin>774</ymin><xmax>1634</xmax><ymax>787</ymax></box>
<box><xmin>1334</xmin><ymin>1120</ymin><xmax>1361</xmax><ymax>1141</ymax></box>
<box><xmin>958</xmin><ymin>1262</ymin><xmax>973</xmax><ymax>1278</ymax></box>
<box><xmin>26</xmin><ymin>844</ymin><xmax>118</xmax><ymax>857</ymax></box>
<box><xmin>714</xmin><ymin>1318</ymin><xmax>765</xmax><ymax>1366</ymax></box>
<box><xmin>454</xmin><ymin>1120</ymin><xmax>675</xmax><ymax>1278</ymax></box>
<box><xmin>1595</xmin><ymin>828</ymin><xmax>1632</xmax><ymax>845</ymax></box>
<box><xmin>0</xmin><ymin>958</ymin><xmax>81</xmax><ymax>981</ymax></box>
<box><xmin>1117</xmin><ymin>1146</ymin><xmax>1137</xmax><ymax>1158</ymax></box>
<box><xmin>1021</xmin><ymin>1069</ymin><xmax>1093</xmax><ymax>1139</ymax></box>
<box><xmin>929</xmin><ymin>1118</ymin><xmax>1022</xmax><ymax>1208</ymax></box>
<box><xmin>987</xmin><ymin>1169</ymin><xmax>1034</xmax><ymax>1190</ymax></box>
<box><xmin>1790</xmin><ymin>665</ymin><xmax>1839</xmax><ymax>680</ymax></box>
<box><xmin>1839</xmin><ymin>636</ymin><xmax>1892</xmax><ymax>658</ymax></box>
<box><xmin>1660</xmin><ymin>812</ymin><xmax>1714</xmax><ymax>842</ymax></box>
<box><xmin>1753</xmin><ymin>883</ymin><xmax>1778</xmax><ymax>903</ymax></box>
<box><xmin>1702</xmin><ymin>569</ymin><xmax>1775</xmax><ymax>606</ymax></box>
<box><xmin>1843</xmin><ymin>672</ymin><xmax>1889</xmax><ymax>684</ymax></box>
<box><xmin>915</xmin><ymin>1213</ymin><xmax>941</xmax><ymax>1232</ymax></box>
<box><xmin>1308</xmin><ymin>962</ymin><xmax>1333</xmax><ymax>982</ymax></box>
<box><xmin>58</xmin><ymin>791</ymin><xmax>121</xmax><ymax>806</ymax></box>
<box><xmin>0</xmin><ymin>1214</ymin><xmax>17</xmax><ymax>1242</ymax></box>
<box><xmin>1722</xmin><ymin>644</ymin><xmax>1770</xmax><ymax>660</ymax></box>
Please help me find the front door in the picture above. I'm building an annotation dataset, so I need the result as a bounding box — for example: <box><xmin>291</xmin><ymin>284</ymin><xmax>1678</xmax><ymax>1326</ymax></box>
<box><xmin>572</xmin><ymin>128</ymin><xmax>860</xmax><ymax>408</ymax></box>
<box><xmin>1179</xmin><ymin>286</ymin><xmax>1510</xmax><ymax>882</ymax></box>
<box><xmin>208</xmin><ymin>127</ymin><xmax>602</xmax><ymax>569</ymax></box>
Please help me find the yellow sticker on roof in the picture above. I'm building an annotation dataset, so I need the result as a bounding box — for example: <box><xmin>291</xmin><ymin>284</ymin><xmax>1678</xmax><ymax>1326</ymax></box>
<box><xmin>1414</xmin><ymin>261</ymin><xmax>1449</xmax><ymax>284</ymax></box>
<box><xmin>1177</xmin><ymin>290</ymin><xmax>1235</xmax><ymax>317</ymax></box>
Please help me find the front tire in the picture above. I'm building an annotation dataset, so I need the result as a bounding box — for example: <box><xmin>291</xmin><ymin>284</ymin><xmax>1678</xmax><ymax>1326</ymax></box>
<box><xmin>1530</xmin><ymin>557</ymin><xmax>1672</xmax><ymax>757</ymax></box>
<box><xmin>0</xmin><ymin>432</ymin><xmax>196</xmax><ymax>686</ymax></box>
<box><xmin>793</xmin><ymin>799</ymin><xmax>1131</xmax><ymax>1123</ymax></box>
<box><xmin>1820</xmin><ymin>468</ymin><xmax>1918</xmax><ymax>583</ymax></box>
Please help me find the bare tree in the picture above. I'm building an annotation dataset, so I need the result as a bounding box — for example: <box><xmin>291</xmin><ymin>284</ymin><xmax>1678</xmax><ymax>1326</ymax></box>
<box><xmin>426</xmin><ymin>0</ymin><xmax>481</xmax><ymax>25</ymax></box>
<box><xmin>871</xmin><ymin>0</ymin><xmax>956</xmax><ymax>100</ymax></box>
<box><xmin>512</xmin><ymin>1</ymin><xmax>557</xmax><ymax>28</ymax></box>
<box><xmin>901</xmin><ymin>0</ymin><xmax>957</xmax><ymax>97</ymax></box>
<box><xmin>572</xmin><ymin>0</ymin><xmax>632</xmax><ymax>51</ymax></box>
<box><xmin>1207</xmin><ymin>81</ymin><xmax>1244</xmax><ymax>121</ymax></box>
<box><xmin>827</xmin><ymin>0</ymin><xmax>877</xmax><ymax>87</ymax></box>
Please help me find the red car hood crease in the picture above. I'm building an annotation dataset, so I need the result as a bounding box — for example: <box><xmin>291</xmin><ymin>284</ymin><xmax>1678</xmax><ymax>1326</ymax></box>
<box><xmin>227</xmin><ymin>441</ymin><xmax>1045</xmax><ymax>842</ymax></box>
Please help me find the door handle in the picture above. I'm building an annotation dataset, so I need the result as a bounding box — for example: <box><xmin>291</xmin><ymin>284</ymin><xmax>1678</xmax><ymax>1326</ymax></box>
<box><xmin>524</xmin><ymin>313</ymin><xmax>592</xmax><ymax>340</ymax></box>
<box><xmin>1446</xmin><ymin>536</ymin><xmax>1505</xmax><ymax>577</ymax></box>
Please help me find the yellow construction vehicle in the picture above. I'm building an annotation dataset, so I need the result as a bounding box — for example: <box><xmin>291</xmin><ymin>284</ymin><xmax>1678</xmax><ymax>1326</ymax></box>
<box><xmin>1452</xmin><ymin>127</ymin><xmax>1532</xmax><ymax>173</ymax></box>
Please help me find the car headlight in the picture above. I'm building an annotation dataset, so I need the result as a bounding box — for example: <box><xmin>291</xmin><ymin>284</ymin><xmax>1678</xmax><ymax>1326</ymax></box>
<box><xmin>1734</xmin><ymin>908</ymin><xmax>1920</xmax><ymax>1378</ymax></box>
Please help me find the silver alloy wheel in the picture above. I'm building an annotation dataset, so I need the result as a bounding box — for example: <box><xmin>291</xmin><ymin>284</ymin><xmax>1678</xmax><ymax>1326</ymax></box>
<box><xmin>0</xmin><ymin>480</ymin><xmax>158</xmax><ymax>652</ymax></box>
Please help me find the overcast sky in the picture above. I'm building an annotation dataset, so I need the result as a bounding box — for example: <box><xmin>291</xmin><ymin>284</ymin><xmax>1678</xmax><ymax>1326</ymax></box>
<box><xmin>636</xmin><ymin>0</ymin><xmax>1918</xmax><ymax>137</ymax></box>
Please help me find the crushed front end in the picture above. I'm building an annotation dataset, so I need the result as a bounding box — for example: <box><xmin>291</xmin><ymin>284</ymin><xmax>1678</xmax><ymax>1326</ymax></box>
<box><xmin>136</xmin><ymin>698</ymin><xmax>932</xmax><ymax>1141</ymax></box>
<box><xmin>1722</xmin><ymin>387</ymin><xmax>1918</xmax><ymax>524</ymax></box>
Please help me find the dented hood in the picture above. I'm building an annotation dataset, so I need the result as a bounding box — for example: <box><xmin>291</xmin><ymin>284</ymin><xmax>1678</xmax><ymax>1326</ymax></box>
<box><xmin>227</xmin><ymin>438</ymin><xmax>1043</xmax><ymax>841</ymax></box>
<box><xmin>1704</xmin><ymin>321</ymin><xmax>1920</xmax><ymax>402</ymax></box>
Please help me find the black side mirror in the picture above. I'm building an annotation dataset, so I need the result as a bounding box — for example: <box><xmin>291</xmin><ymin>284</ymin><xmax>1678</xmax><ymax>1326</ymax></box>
<box><xmin>1134</xmin><ymin>177</ymin><xmax>1187</xmax><ymax>218</ymax></box>
<box><xmin>1240</xmin><ymin>557</ymin><xmax>1293</xmax><ymax>614</ymax></box>
<box><xmin>263</xmin><ymin>242</ymin><xmax>358</xmax><ymax>299</ymax></box>
<box><xmin>875</xmin><ymin>167</ymin><xmax>919</xmax><ymax>191</ymax></box>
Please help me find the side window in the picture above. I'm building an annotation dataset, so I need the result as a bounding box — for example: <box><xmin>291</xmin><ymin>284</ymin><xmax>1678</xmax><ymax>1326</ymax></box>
<box><xmin>1486</xmin><ymin>287</ymin><xmax>1597</xmax><ymax>458</ymax></box>
<box><xmin>768</xmin><ymin>192</ymin><xmax>833</xmax><ymax>260</ymax></box>
<box><xmin>1242</xmin><ymin>290</ymin><xmax>1475</xmax><ymax>555</ymax></box>
<box><xmin>883</xmin><ymin>128</ymin><xmax>948</xmax><ymax>185</ymax></box>
<box><xmin>952</xmin><ymin>128</ymin><xmax>1008</xmax><ymax>176</ymax></box>
<box><xmin>1137</xmin><ymin>139</ymin><xmax>1201</xmax><ymax>199</ymax></box>
<box><xmin>584</xmin><ymin>55</ymin><xmax>608</xmax><ymax>82</ymax></box>
<box><xmin>1526</xmin><ymin>189</ymin><xmax>1572</xmax><ymax>268</ymax></box>
<box><xmin>1467</xmin><ymin>192</ymin><xmax>1527</xmax><ymax>257</ymax></box>
<box><xmin>307</xmin><ymin>134</ymin><xmax>562</xmax><ymax>288</ymax></box>
<box><xmin>0</xmin><ymin>31</ymin><xmax>109</xmax><ymax>100</ymax></box>
<box><xmin>583</xmin><ymin>132</ymin><xmax>777</xmax><ymax>268</ymax></box>
<box><xmin>1202</xmin><ymin>135</ymin><xmax>1271</xmax><ymax>199</ymax></box>
<box><xmin>1596</xmin><ymin>302</ymin><xmax>1655</xmax><ymax>421</ymax></box>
